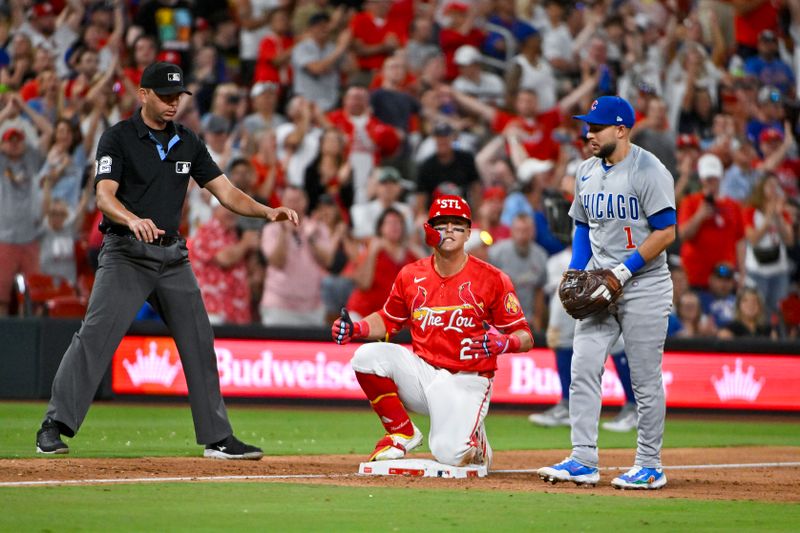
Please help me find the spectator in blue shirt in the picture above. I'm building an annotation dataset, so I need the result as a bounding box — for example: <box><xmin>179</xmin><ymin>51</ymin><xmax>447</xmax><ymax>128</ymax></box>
<box><xmin>744</xmin><ymin>30</ymin><xmax>794</xmax><ymax>96</ymax></box>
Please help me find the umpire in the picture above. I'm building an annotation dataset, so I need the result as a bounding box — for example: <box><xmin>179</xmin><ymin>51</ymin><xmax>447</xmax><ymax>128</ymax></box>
<box><xmin>35</xmin><ymin>62</ymin><xmax>298</xmax><ymax>459</ymax></box>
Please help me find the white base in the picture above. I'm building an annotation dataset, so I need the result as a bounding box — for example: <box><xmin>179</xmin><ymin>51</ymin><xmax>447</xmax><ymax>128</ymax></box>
<box><xmin>358</xmin><ymin>459</ymin><xmax>488</xmax><ymax>478</ymax></box>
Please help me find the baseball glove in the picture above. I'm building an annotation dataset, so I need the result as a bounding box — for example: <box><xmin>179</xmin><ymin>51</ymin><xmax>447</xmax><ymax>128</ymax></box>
<box><xmin>558</xmin><ymin>269</ymin><xmax>623</xmax><ymax>319</ymax></box>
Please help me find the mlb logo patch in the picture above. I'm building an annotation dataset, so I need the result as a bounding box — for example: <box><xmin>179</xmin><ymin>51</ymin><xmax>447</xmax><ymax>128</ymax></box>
<box><xmin>167</xmin><ymin>72</ymin><xmax>181</xmax><ymax>82</ymax></box>
<box><xmin>176</xmin><ymin>161</ymin><xmax>191</xmax><ymax>174</ymax></box>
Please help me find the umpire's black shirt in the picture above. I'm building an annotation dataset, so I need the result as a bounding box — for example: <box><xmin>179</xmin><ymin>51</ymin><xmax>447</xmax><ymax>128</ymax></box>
<box><xmin>94</xmin><ymin>109</ymin><xmax>222</xmax><ymax>236</ymax></box>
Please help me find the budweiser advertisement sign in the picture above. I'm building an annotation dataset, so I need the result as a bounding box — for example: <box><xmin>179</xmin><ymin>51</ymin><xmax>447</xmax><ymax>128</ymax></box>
<box><xmin>112</xmin><ymin>337</ymin><xmax>800</xmax><ymax>410</ymax></box>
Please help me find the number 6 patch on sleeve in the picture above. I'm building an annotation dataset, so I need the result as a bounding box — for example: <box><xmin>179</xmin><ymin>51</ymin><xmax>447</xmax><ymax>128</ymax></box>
<box><xmin>96</xmin><ymin>156</ymin><xmax>112</xmax><ymax>174</ymax></box>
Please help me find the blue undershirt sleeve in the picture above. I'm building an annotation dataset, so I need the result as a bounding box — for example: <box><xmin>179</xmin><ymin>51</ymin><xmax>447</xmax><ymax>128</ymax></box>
<box><xmin>568</xmin><ymin>222</ymin><xmax>592</xmax><ymax>270</ymax></box>
<box><xmin>647</xmin><ymin>208</ymin><xmax>677</xmax><ymax>230</ymax></box>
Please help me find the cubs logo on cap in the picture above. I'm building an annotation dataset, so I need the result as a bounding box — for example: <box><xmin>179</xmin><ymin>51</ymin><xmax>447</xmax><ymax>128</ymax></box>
<box><xmin>427</xmin><ymin>195</ymin><xmax>472</xmax><ymax>226</ymax></box>
<box><xmin>140</xmin><ymin>62</ymin><xmax>192</xmax><ymax>96</ymax></box>
<box><xmin>573</xmin><ymin>96</ymin><xmax>635</xmax><ymax>128</ymax></box>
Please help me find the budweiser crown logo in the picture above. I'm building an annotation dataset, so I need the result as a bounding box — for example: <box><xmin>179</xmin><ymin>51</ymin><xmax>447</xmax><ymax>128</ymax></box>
<box><xmin>123</xmin><ymin>341</ymin><xmax>182</xmax><ymax>387</ymax></box>
<box><xmin>711</xmin><ymin>358</ymin><xmax>765</xmax><ymax>402</ymax></box>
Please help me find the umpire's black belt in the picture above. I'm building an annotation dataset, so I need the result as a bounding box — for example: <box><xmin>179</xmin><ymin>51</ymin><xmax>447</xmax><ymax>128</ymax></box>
<box><xmin>105</xmin><ymin>228</ymin><xmax>183</xmax><ymax>247</ymax></box>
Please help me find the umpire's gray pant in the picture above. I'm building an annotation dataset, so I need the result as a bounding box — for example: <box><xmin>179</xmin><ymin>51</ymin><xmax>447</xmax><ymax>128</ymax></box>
<box><xmin>45</xmin><ymin>234</ymin><xmax>232</xmax><ymax>444</ymax></box>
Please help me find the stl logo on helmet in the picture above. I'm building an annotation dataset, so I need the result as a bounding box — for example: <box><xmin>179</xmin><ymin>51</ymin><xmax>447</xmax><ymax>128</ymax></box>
<box><xmin>438</xmin><ymin>199</ymin><xmax>462</xmax><ymax>210</ymax></box>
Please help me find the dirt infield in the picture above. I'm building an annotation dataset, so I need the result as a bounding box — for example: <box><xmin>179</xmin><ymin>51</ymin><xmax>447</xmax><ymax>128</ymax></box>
<box><xmin>3</xmin><ymin>447</ymin><xmax>798</xmax><ymax>502</ymax></box>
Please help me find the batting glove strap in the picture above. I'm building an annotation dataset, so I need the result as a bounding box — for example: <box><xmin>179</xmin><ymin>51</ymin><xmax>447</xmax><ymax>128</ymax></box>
<box><xmin>465</xmin><ymin>332</ymin><xmax>521</xmax><ymax>358</ymax></box>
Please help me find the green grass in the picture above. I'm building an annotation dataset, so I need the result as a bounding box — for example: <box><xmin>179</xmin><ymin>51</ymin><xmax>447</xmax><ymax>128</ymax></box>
<box><xmin>3</xmin><ymin>402</ymin><xmax>799</xmax><ymax>531</ymax></box>
<box><xmin>1</xmin><ymin>483</ymin><xmax>799</xmax><ymax>532</ymax></box>
<box><xmin>3</xmin><ymin>402</ymin><xmax>799</xmax><ymax>458</ymax></box>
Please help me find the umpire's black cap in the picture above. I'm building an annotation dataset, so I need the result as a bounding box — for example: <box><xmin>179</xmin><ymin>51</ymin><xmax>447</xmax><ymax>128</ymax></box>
<box><xmin>140</xmin><ymin>62</ymin><xmax>192</xmax><ymax>95</ymax></box>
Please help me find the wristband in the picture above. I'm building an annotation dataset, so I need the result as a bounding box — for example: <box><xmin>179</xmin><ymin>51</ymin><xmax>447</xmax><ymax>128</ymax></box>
<box><xmin>622</xmin><ymin>250</ymin><xmax>646</xmax><ymax>274</ymax></box>
<box><xmin>611</xmin><ymin>263</ymin><xmax>633</xmax><ymax>285</ymax></box>
<box><xmin>506</xmin><ymin>333</ymin><xmax>521</xmax><ymax>353</ymax></box>
<box><xmin>354</xmin><ymin>320</ymin><xmax>370</xmax><ymax>339</ymax></box>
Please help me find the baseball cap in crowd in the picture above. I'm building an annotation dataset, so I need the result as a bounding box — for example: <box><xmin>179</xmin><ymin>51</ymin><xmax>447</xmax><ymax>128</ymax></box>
<box><xmin>428</xmin><ymin>194</ymin><xmax>472</xmax><ymax>226</ymax></box>
<box><xmin>433</xmin><ymin>122</ymin><xmax>455</xmax><ymax>136</ymax></box>
<box><xmin>759</xmin><ymin>29</ymin><xmax>777</xmax><ymax>42</ymax></box>
<box><xmin>759</xmin><ymin>127</ymin><xmax>784</xmax><ymax>144</ymax></box>
<box><xmin>30</xmin><ymin>1</ymin><xmax>55</xmax><ymax>18</ymax></box>
<box><xmin>677</xmin><ymin>133</ymin><xmax>700</xmax><ymax>150</ymax></box>
<box><xmin>376</xmin><ymin>166</ymin><xmax>402</xmax><ymax>183</ymax></box>
<box><xmin>758</xmin><ymin>85</ymin><xmax>782</xmax><ymax>104</ymax></box>
<box><xmin>444</xmin><ymin>2</ymin><xmax>469</xmax><ymax>13</ymax></box>
<box><xmin>140</xmin><ymin>62</ymin><xmax>192</xmax><ymax>95</ymax></box>
<box><xmin>307</xmin><ymin>11</ymin><xmax>331</xmax><ymax>26</ymax></box>
<box><xmin>697</xmin><ymin>153</ymin><xmax>723</xmax><ymax>179</ymax></box>
<box><xmin>204</xmin><ymin>115</ymin><xmax>230</xmax><ymax>134</ymax></box>
<box><xmin>454</xmin><ymin>45</ymin><xmax>481</xmax><ymax>66</ymax></box>
<box><xmin>251</xmin><ymin>82</ymin><xmax>278</xmax><ymax>98</ymax></box>
<box><xmin>517</xmin><ymin>158</ymin><xmax>553</xmax><ymax>183</ymax></box>
<box><xmin>712</xmin><ymin>263</ymin><xmax>735</xmax><ymax>279</ymax></box>
<box><xmin>573</xmin><ymin>96</ymin><xmax>636</xmax><ymax>128</ymax></box>
<box><xmin>2</xmin><ymin>128</ymin><xmax>24</xmax><ymax>142</ymax></box>
<box><xmin>482</xmin><ymin>186</ymin><xmax>506</xmax><ymax>202</ymax></box>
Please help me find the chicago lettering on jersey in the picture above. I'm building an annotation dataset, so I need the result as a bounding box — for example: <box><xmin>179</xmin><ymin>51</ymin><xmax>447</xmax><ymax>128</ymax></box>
<box><xmin>580</xmin><ymin>192</ymin><xmax>640</xmax><ymax>220</ymax></box>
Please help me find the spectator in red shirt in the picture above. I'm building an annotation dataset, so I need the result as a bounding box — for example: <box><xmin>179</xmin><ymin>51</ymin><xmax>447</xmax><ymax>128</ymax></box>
<box><xmin>439</xmin><ymin>1</ymin><xmax>486</xmax><ymax>81</ymax></box>
<box><xmin>349</xmin><ymin>0</ymin><xmax>404</xmax><ymax>81</ymax></box>
<box><xmin>189</xmin><ymin>199</ymin><xmax>260</xmax><ymax>325</ymax></box>
<box><xmin>450</xmin><ymin>70</ymin><xmax>597</xmax><ymax>163</ymax></box>
<box><xmin>253</xmin><ymin>7</ymin><xmax>294</xmax><ymax>89</ymax></box>
<box><xmin>327</xmin><ymin>85</ymin><xmax>402</xmax><ymax>204</ymax></box>
<box><xmin>678</xmin><ymin>153</ymin><xmax>746</xmax><ymax>290</ymax></box>
<box><xmin>345</xmin><ymin>206</ymin><xmax>420</xmax><ymax>319</ymax></box>
<box><xmin>475</xmin><ymin>186</ymin><xmax>511</xmax><ymax>243</ymax></box>
<box><xmin>122</xmin><ymin>34</ymin><xmax>159</xmax><ymax>90</ymax></box>
<box><xmin>757</xmin><ymin>126</ymin><xmax>800</xmax><ymax>199</ymax></box>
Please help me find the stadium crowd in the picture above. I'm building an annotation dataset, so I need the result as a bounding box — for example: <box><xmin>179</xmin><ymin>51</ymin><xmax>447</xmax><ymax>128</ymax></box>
<box><xmin>1</xmin><ymin>0</ymin><xmax>800</xmax><ymax>338</ymax></box>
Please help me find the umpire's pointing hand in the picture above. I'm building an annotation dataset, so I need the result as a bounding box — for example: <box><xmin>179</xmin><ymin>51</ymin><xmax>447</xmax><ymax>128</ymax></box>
<box><xmin>128</xmin><ymin>217</ymin><xmax>165</xmax><ymax>243</ymax></box>
<box><xmin>269</xmin><ymin>206</ymin><xmax>299</xmax><ymax>226</ymax></box>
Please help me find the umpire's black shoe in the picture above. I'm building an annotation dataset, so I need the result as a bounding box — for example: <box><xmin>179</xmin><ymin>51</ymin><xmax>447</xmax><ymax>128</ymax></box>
<box><xmin>36</xmin><ymin>418</ymin><xmax>69</xmax><ymax>455</ymax></box>
<box><xmin>204</xmin><ymin>435</ymin><xmax>263</xmax><ymax>460</ymax></box>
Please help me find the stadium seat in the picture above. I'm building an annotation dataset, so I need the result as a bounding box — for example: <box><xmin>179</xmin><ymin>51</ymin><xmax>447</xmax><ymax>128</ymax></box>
<box><xmin>15</xmin><ymin>273</ymin><xmax>77</xmax><ymax>316</ymax></box>
<box><xmin>46</xmin><ymin>296</ymin><xmax>87</xmax><ymax>318</ymax></box>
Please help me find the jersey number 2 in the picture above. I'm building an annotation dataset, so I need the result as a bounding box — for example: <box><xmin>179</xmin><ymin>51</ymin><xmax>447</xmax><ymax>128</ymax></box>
<box><xmin>623</xmin><ymin>226</ymin><xmax>636</xmax><ymax>249</ymax></box>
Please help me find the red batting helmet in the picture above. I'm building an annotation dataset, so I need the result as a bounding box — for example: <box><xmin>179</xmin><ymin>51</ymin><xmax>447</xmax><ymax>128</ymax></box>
<box><xmin>427</xmin><ymin>195</ymin><xmax>472</xmax><ymax>226</ymax></box>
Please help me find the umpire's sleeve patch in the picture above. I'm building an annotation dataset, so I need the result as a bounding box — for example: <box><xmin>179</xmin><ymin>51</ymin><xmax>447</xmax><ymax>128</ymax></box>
<box><xmin>96</xmin><ymin>156</ymin><xmax>112</xmax><ymax>175</ymax></box>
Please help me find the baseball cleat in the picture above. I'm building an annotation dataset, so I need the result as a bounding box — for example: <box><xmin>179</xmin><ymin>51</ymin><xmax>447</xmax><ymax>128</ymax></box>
<box><xmin>204</xmin><ymin>435</ymin><xmax>263</xmax><ymax>460</ymax></box>
<box><xmin>611</xmin><ymin>466</ymin><xmax>667</xmax><ymax>490</ymax></box>
<box><xmin>528</xmin><ymin>402</ymin><xmax>570</xmax><ymax>428</ymax></box>
<box><xmin>468</xmin><ymin>422</ymin><xmax>493</xmax><ymax>468</ymax></box>
<box><xmin>369</xmin><ymin>424</ymin><xmax>423</xmax><ymax>461</ymax></box>
<box><xmin>602</xmin><ymin>403</ymin><xmax>638</xmax><ymax>433</ymax></box>
<box><xmin>36</xmin><ymin>418</ymin><xmax>69</xmax><ymax>455</ymax></box>
<box><xmin>537</xmin><ymin>458</ymin><xmax>599</xmax><ymax>486</ymax></box>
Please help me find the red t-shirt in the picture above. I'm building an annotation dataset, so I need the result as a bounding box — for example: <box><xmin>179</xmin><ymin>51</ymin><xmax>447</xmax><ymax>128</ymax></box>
<box><xmin>678</xmin><ymin>193</ymin><xmax>745</xmax><ymax>288</ymax></box>
<box><xmin>250</xmin><ymin>156</ymin><xmax>286</xmax><ymax>208</ymax></box>
<box><xmin>492</xmin><ymin>108</ymin><xmax>562</xmax><ymax>161</ymax></box>
<box><xmin>345</xmin><ymin>247</ymin><xmax>419</xmax><ymax>317</ymax></box>
<box><xmin>254</xmin><ymin>33</ymin><xmax>294</xmax><ymax>85</ymax></box>
<box><xmin>734</xmin><ymin>0</ymin><xmax>778</xmax><ymax>48</ymax></box>
<box><xmin>379</xmin><ymin>255</ymin><xmax>531</xmax><ymax>373</ymax></box>
<box><xmin>349</xmin><ymin>12</ymin><xmax>405</xmax><ymax>72</ymax></box>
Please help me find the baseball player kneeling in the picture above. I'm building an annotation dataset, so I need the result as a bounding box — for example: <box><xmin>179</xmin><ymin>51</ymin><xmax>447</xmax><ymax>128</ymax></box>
<box><xmin>332</xmin><ymin>195</ymin><xmax>533</xmax><ymax>468</ymax></box>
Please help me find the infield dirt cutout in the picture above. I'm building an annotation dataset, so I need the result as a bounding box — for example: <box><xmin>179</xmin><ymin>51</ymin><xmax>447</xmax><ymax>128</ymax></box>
<box><xmin>3</xmin><ymin>447</ymin><xmax>798</xmax><ymax>502</ymax></box>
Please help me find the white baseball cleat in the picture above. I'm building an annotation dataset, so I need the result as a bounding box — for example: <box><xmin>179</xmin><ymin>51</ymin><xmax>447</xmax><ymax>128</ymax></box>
<box><xmin>369</xmin><ymin>424</ymin><xmax>423</xmax><ymax>462</ymax></box>
<box><xmin>469</xmin><ymin>422</ymin><xmax>493</xmax><ymax>468</ymax></box>
<box><xmin>528</xmin><ymin>402</ymin><xmax>570</xmax><ymax>428</ymax></box>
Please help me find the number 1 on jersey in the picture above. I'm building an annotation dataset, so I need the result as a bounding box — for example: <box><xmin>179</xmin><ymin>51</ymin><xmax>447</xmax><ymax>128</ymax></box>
<box><xmin>623</xmin><ymin>226</ymin><xmax>636</xmax><ymax>249</ymax></box>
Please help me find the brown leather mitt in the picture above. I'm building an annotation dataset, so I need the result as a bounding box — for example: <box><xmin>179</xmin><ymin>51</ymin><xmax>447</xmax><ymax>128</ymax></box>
<box><xmin>558</xmin><ymin>269</ymin><xmax>623</xmax><ymax>320</ymax></box>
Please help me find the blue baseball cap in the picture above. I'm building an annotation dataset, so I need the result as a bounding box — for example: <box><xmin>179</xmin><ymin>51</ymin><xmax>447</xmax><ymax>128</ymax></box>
<box><xmin>573</xmin><ymin>96</ymin><xmax>636</xmax><ymax>128</ymax></box>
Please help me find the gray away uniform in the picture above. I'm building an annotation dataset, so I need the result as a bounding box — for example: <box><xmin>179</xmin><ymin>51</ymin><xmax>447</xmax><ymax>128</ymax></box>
<box><xmin>568</xmin><ymin>144</ymin><xmax>675</xmax><ymax>468</ymax></box>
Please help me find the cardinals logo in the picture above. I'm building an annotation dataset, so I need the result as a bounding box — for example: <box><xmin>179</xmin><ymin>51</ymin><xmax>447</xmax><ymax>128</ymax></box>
<box><xmin>504</xmin><ymin>293</ymin><xmax>521</xmax><ymax>314</ymax></box>
<box><xmin>457</xmin><ymin>282</ymin><xmax>484</xmax><ymax>317</ymax></box>
<box><xmin>411</xmin><ymin>285</ymin><xmax>428</xmax><ymax>312</ymax></box>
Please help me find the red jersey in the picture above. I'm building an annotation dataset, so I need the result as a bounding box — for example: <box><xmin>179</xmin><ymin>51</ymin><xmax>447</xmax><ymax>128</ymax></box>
<box><xmin>349</xmin><ymin>12</ymin><xmax>405</xmax><ymax>72</ymax></box>
<box><xmin>678</xmin><ymin>193</ymin><xmax>745</xmax><ymax>288</ymax></box>
<box><xmin>492</xmin><ymin>108</ymin><xmax>562</xmax><ymax>161</ymax></box>
<box><xmin>379</xmin><ymin>255</ymin><xmax>531</xmax><ymax>373</ymax></box>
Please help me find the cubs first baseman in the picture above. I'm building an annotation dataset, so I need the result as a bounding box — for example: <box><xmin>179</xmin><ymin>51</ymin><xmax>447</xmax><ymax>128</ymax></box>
<box><xmin>332</xmin><ymin>195</ymin><xmax>533</xmax><ymax>468</ymax></box>
<box><xmin>537</xmin><ymin>96</ymin><xmax>676</xmax><ymax>489</ymax></box>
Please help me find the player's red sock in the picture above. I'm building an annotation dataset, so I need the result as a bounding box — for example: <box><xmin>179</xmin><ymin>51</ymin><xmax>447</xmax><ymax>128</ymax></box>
<box><xmin>355</xmin><ymin>372</ymin><xmax>414</xmax><ymax>436</ymax></box>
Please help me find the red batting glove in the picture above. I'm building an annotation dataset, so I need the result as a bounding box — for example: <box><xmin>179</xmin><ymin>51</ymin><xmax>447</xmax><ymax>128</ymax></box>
<box><xmin>331</xmin><ymin>308</ymin><xmax>369</xmax><ymax>345</ymax></box>
<box><xmin>464</xmin><ymin>322</ymin><xmax>521</xmax><ymax>358</ymax></box>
